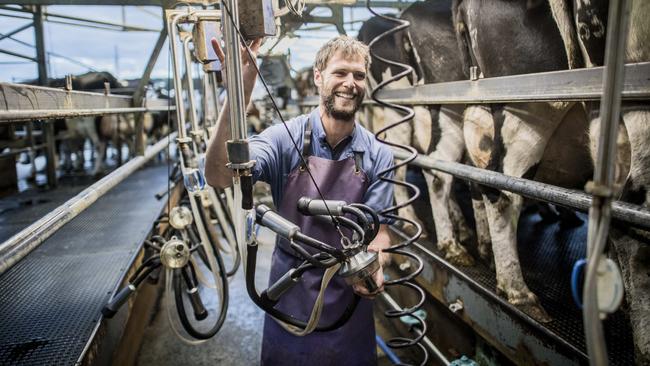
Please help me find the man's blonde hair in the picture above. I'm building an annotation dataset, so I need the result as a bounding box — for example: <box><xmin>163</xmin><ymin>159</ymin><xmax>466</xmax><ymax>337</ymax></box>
<box><xmin>314</xmin><ymin>35</ymin><xmax>370</xmax><ymax>71</ymax></box>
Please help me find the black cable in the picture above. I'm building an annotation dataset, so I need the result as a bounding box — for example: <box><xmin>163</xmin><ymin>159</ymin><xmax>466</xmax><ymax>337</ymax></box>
<box><xmin>365</xmin><ymin>1</ymin><xmax>428</xmax><ymax>364</ymax></box>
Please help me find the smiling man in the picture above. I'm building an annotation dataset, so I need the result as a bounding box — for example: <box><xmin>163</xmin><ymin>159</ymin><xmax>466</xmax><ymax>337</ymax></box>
<box><xmin>206</xmin><ymin>35</ymin><xmax>394</xmax><ymax>365</ymax></box>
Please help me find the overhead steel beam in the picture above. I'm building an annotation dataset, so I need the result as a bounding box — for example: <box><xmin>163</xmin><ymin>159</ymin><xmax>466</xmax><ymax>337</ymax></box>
<box><xmin>392</xmin><ymin>148</ymin><xmax>650</xmax><ymax>230</ymax></box>
<box><xmin>0</xmin><ymin>5</ymin><xmax>160</xmax><ymax>32</ymax></box>
<box><xmin>300</xmin><ymin>62</ymin><xmax>650</xmax><ymax>106</ymax></box>
<box><xmin>0</xmin><ymin>82</ymin><xmax>174</xmax><ymax>122</ymax></box>
<box><xmin>0</xmin><ymin>0</ymin><xmax>413</xmax><ymax>7</ymax></box>
<box><xmin>0</xmin><ymin>47</ymin><xmax>36</xmax><ymax>61</ymax></box>
<box><xmin>0</xmin><ymin>22</ymin><xmax>32</xmax><ymax>42</ymax></box>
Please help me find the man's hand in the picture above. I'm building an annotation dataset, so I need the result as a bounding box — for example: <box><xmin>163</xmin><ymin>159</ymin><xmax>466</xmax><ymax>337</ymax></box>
<box><xmin>352</xmin><ymin>260</ymin><xmax>385</xmax><ymax>299</ymax></box>
<box><xmin>352</xmin><ymin>224</ymin><xmax>391</xmax><ymax>299</ymax></box>
<box><xmin>210</xmin><ymin>36</ymin><xmax>263</xmax><ymax>104</ymax></box>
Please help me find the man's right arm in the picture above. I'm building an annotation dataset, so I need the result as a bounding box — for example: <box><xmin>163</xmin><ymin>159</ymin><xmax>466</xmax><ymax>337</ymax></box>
<box><xmin>204</xmin><ymin>37</ymin><xmax>263</xmax><ymax>189</ymax></box>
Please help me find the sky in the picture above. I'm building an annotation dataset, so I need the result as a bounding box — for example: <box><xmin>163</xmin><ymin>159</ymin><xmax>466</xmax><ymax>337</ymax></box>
<box><xmin>0</xmin><ymin>4</ymin><xmax>399</xmax><ymax>84</ymax></box>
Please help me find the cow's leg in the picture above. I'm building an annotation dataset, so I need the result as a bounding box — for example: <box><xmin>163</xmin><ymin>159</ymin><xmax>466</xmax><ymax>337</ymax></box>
<box><xmin>423</xmin><ymin>106</ymin><xmax>473</xmax><ymax>265</ymax></box>
<box><xmin>463</xmin><ymin>105</ymin><xmax>495</xmax><ymax>265</ymax></box>
<box><xmin>449</xmin><ymin>193</ymin><xmax>472</xmax><ymax>245</ymax></box>
<box><xmin>471</xmin><ymin>182</ymin><xmax>493</xmax><ymax>266</ymax></box>
<box><xmin>487</xmin><ymin>103</ymin><xmax>571</xmax><ymax>322</ymax></box>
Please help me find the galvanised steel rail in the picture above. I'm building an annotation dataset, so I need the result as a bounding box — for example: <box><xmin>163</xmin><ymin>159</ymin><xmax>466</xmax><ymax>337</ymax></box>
<box><xmin>0</xmin><ymin>132</ymin><xmax>177</xmax><ymax>275</ymax></box>
<box><xmin>392</xmin><ymin>148</ymin><xmax>650</xmax><ymax>230</ymax></box>
<box><xmin>0</xmin><ymin>82</ymin><xmax>175</xmax><ymax>122</ymax></box>
<box><xmin>299</xmin><ymin>62</ymin><xmax>650</xmax><ymax>106</ymax></box>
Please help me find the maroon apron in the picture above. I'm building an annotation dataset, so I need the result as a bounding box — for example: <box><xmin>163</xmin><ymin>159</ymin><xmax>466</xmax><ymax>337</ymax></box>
<box><xmin>260</xmin><ymin>114</ymin><xmax>377</xmax><ymax>366</ymax></box>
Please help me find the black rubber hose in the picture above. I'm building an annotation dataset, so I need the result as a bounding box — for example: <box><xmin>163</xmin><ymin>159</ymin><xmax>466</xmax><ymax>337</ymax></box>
<box><xmin>172</xmin><ymin>229</ymin><xmax>230</xmax><ymax>339</ymax></box>
<box><xmin>245</xmin><ymin>242</ymin><xmax>359</xmax><ymax>332</ymax></box>
<box><xmin>348</xmin><ymin>203</ymin><xmax>380</xmax><ymax>242</ymax></box>
<box><xmin>181</xmin><ymin>264</ymin><xmax>209</xmax><ymax>321</ymax></box>
<box><xmin>196</xmin><ymin>193</ymin><xmax>240</xmax><ymax>277</ymax></box>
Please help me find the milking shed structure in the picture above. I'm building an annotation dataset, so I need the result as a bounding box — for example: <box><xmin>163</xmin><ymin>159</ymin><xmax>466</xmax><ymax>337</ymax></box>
<box><xmin>0</xmin><ymin>0</ymin><xmax>649</xmax><ymax>365</ymax></box>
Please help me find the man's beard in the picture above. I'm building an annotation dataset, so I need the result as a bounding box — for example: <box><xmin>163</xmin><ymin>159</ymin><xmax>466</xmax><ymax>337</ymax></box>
<box><xmin>322</xmin><ymin>91</ymin><xmax>364</xmax><ymax>121</ymax></box>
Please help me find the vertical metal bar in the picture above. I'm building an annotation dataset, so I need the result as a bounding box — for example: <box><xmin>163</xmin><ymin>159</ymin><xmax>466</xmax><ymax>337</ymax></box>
<box><xmin>222</xmin><ymin>0</ymin><xmax>247</xmax><ymax>142</ymax></box>
<box><xmin>33</xmin><ymin>5</ymin><xmax>57</xmax><ymax>187</ymax></box>
<box><xmin>33</xmin><ymin>5</ymin><xmax>47</xmax><ymax>86</ymax></box>
<box><xmin>583</xmin><ymin>0</ymin><xmax>631</xmax><ymax>365</ymax></box>
<box><xmin>181</xmin><ymin>33</ymin><xmax>201</xmax><ymax>135</ymax></box>
<box><xmin>44</xmin><ymin>121</ymin><xmax>57</xmax><ymax>188</ymax></box>
<box><xmin>166</xmin><ymin>12</ymin><xmax>188</xmax><ymax>140</ymax></box>
<box><xmin>133</xmin><ymin>28</ymin><xmax>167</xmax><ymax>156</ymax></box>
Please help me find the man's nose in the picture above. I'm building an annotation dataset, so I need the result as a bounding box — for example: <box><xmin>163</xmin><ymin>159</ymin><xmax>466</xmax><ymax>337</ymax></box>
<box><xmin>342</xmin><ymin>73</ymin><xmax>355</xmax><ymax>87</ymax></box>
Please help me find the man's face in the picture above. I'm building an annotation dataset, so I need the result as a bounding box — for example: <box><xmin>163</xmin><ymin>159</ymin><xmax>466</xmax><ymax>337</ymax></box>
<box><xmin>314</xmin><ymin>51</ymin><xmax>366</xmax><ymax>122</ymax></box>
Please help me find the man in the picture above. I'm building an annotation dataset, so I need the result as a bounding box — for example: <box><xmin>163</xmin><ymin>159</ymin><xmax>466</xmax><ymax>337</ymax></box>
<box><xmin>205</xmin><ymin>35</ymin><xmax>394</xmax><ymax>365</ymax></box>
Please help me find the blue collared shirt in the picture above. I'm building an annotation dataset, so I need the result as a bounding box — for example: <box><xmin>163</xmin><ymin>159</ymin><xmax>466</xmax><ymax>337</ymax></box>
<box><xmin>249</xmin><ymin>108</ymin><xmax>394</xmax><ymax>223</ymax></box>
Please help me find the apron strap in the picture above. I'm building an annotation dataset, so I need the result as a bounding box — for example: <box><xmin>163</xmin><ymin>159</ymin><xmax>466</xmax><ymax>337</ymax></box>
<box><xmin>353</xmin><ymin>151</ymin><xmax>363</xmax><ymax>174</ymax></box>
<box><xmin>302</xmin><ymin>118</ymin><xmax>313</xmax><ymax>161</ymax></box>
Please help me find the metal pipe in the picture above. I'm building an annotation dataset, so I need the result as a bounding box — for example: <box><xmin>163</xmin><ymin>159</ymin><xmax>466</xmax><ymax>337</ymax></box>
<box><xmin>380</xmin><ymin>292</ymin><xmax>450</xmax><ymax>365</ymax></box>
<box><xmin>0</xmin><ymin>47</ymin><xmax>36</xmax><ymax>62</ymax></box>
<box><xmin>166</xmin><ymin>12</ymin><xmax>188</xmax><ymax>140</ymax></box>
<box><xmin>222</xmin><ymin>0</ymin><xmax>248</xmax><ymax>141</ymax></box>
<box><xmin>391</xmin><ymin>149</ymin><xmax>650</xmax><ymax>230</ymax></box>
<box><xmin>583</xmin><ymin>0</ymin><xmax>631</xmax><ymax>365</ymax></box>
<box><xmin>33</xmin><ymin>5</ymin><xmax>47</xmax><ymax>86</ymax></box>
<box><xmin>0</xmin><ymin>106</ymin><xmax>175</xmax><ymax>123</ymax></box>
<box><xmin>181</xmin><ymin>33</ymin><xmax>201</xmax><ymax>135</ymax></box>
<box><xmin>0</xmin><ymin>22</ymin><xmax>32</xmax><ymax>42</ymax></box>
<box><xmin>0</xmin><ymin>132</ymin><xmax>177</xmax><ymax>276</ymax></box>
<box><xmin>298</xmin><ymin>62</ymin><xmax>650</xmax><ymax>107</ymax></box>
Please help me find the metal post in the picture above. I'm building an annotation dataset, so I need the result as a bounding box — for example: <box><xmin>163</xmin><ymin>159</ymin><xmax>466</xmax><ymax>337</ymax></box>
<box><xmin>166</xmin><ymin>12</ymin><xmax>189</xmax><ymax>141</ymax></box>
<box><xmin>133</xmin><ymin>28</ymin><xmax>167</xmax><ymax>156</ymax></box>
<box><xmin>583</xmin><ymin>0</ymin><xmax>631</xmax><ymax>365</ymax></box>
<box><xmin>181</xmin><ymin>33</ymin><xmax>201</xmax><ymax>138</ymax></box>
<box><xmin>222</xmin><ymin>0</ymin><xmax>247</xmax><ymax>141</ymax></box>
<box><xmin>32</xmin><ymin>5</ymin><xmax>58</xmax><ymax>187</ymax></box>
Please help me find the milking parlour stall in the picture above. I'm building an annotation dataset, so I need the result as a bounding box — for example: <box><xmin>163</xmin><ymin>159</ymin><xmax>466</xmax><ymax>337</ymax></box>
<box><xmin>0</xmin><ymin>1</ymin><xmax>648</xmax><ymax>366</ymax></box>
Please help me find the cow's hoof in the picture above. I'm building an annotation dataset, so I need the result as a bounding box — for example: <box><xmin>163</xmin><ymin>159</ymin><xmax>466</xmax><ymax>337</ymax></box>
<box><xmin>503</xmin><ymin>290</ymin><xmax>552</xmax><ymax>323</ymax></box>
<box><xmin>518</xmin><ymin>302</ymin><xmax>552</xmax><ymax>323</ymax></box>
<box><xmin>441</xmin><ymin>241</ymin><xmax>475</xmax><ymax>267</ymax></box>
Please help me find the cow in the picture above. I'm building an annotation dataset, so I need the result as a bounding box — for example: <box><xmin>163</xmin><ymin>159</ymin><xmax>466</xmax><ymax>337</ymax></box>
<box><xmin>549</xmin><ymin>0</ymin><xmax>650</xmax><ymax>362</ymax></box>
<box><xmin>357</xmin><ymin>1</ymin><xmax>476</xmax><ymax>266</ymax></box>
<box><xmin>453</xmin><ymin>0</ymin><xmax>594</xmax><ymax>322</ymax></box>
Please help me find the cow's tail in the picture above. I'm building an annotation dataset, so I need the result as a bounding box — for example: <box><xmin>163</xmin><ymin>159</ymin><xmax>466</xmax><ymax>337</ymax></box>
<box><xmin>547</xmin><ymin>0</ymin><xmax>584</xmax><ymax>69</ymax></box>
<box><xmin>451</xmin><ymin>0</ymin><xmax>473</xmax><ymax>79</ymax></box>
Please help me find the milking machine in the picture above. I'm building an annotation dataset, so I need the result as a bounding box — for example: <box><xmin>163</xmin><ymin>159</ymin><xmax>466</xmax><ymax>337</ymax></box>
<box><xmin>244</xmin><ymin>199</ymin><xmax>381</xmax><ymax>332</ymax></box>
<box><xmin>102</xmin><ymin>6</ymin><xmax>240</xmax><ymax>342</ymax></box>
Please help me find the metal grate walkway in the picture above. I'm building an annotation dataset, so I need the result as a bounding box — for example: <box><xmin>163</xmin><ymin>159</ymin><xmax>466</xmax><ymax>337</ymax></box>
<box><xmin>0</xmin><ymin>164</ymin><xmax>169</xmax><ymax>365</ymax></box>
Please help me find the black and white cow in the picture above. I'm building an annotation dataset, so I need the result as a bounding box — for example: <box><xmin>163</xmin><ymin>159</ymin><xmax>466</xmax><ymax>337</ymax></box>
<box><xmin>453</xmin><ymin>0</ymin><xmax>594</xmax><ymax>322</ymax></box>
<box><xmin>550</xmin><ymin>0</ymin><xmax>650</xmax><ymax>361</ymax></box>
<box><xmin>358</xmin><ymin>1</ymin><xmax>475</xmax><ymax>266</ymax></box>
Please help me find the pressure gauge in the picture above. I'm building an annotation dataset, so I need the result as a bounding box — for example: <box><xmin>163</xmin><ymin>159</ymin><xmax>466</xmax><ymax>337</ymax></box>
<box><xmin>169</xmin><ymin>206</ymin><xmax>193</xmax><ymax>229</ymax></box>
<box><xmin>160</xmin><ymin>237</ymin><xmax>190</xmax><ymax>269</ymax></box>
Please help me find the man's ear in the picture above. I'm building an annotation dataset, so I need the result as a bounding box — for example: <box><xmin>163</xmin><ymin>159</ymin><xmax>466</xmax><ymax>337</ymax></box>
<box><xmin>313</xmin><ymin>67</ymin><xmax>322</xmax><ymax>88</ymax></box>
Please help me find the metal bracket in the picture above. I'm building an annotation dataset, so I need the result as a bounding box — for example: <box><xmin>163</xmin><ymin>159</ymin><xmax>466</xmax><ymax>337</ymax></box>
<box><xmin>585</xmin><ymin>181</ymin><xmax>614</xmax><ymax>198</ymax></box>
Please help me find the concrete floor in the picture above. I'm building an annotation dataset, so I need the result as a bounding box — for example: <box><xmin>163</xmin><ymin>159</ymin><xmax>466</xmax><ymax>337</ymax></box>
<box><xmin>136</xmin><ymin>227</ymin><xmax>276</xmax><ymax>366</ymax></box>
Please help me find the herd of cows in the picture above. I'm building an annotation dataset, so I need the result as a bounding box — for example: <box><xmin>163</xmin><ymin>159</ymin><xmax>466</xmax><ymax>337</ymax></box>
<box><xmin>353</xmin><ymin>0</ymin><xmax>648</xmax><ymax>362</ymax></box>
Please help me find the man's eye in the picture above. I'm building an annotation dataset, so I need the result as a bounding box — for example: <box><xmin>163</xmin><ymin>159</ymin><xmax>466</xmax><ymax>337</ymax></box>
<box><xmin>354</xmin><ymin>73</ymin><xmax>366</xmax><ymax>80</ymax></box>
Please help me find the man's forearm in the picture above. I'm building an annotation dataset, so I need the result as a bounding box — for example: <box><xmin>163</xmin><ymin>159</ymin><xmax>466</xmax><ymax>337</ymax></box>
<box><xmin>205</xmin><ymin>100</ymin><xmax>234</xmax><ymax>189</ymax></box>
<box><xmin>369</xmin><ymin>224</ymin><xmax>392</xmax><ymax>266</ymax></box>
